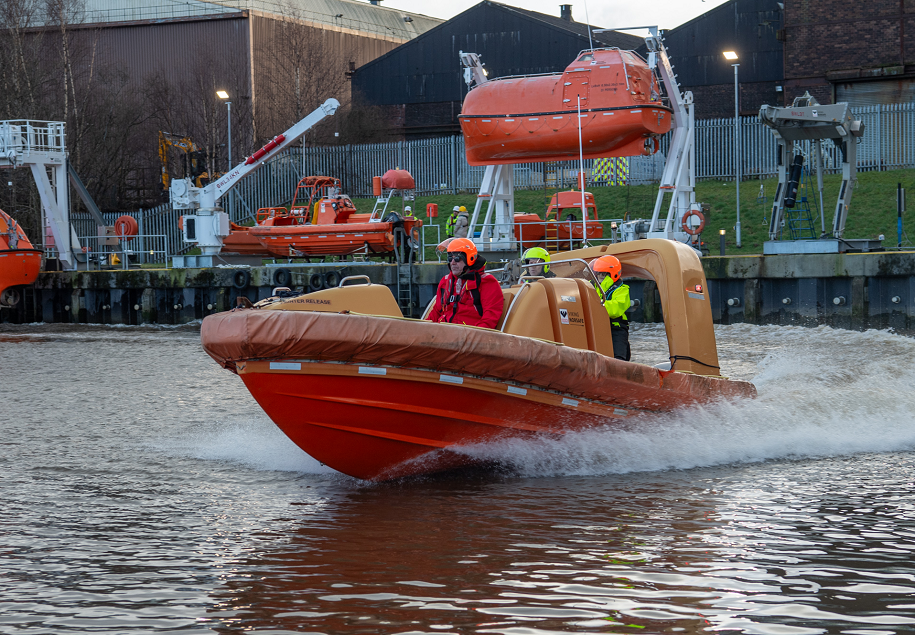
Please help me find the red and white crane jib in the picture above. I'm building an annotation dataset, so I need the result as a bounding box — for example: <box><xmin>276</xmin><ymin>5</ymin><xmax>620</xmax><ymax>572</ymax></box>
<box><xmin>175</xmin><ymin>98</ymin><xmax>340</xmax><ymax>211</ymax></box>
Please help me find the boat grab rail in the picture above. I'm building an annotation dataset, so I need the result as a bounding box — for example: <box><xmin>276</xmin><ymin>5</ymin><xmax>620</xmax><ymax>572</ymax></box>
<box><xmin>338</xmin><ymin>275</ymin><xmax>372</xmax><ymax>288</ymax></box>
<box><xmin>498</xmin><ymin>258</ymin><xmax>606</xmax><ymax>333</ymax></box>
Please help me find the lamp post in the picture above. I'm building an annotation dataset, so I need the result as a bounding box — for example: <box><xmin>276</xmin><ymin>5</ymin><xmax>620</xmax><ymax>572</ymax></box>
<box><xmin>216</xmin><ymin>90</ymin><xmax>231</xmax><ymax>171</ymax></box>
<box><xmin>719</xmin><ymin>228</ymin><xmax>726</xmax><ymax>256</ymax></box>
<box><xmin>723</xmin><ymin>51</ymin><xmax>741</xmax><ymax>247</ymax></box>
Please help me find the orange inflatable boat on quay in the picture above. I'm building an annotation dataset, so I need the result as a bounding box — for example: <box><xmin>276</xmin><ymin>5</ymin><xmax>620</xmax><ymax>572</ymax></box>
<box><xmin>515</xmin><ymin>190</ymin><xmax>603</xmax><ymax>250</ymax></box>
<box><xmin>0</xmin><ymin>209</ymin><xmax>42</xmax><ymax>307</ymax></box>
<box><xmin>459</xmin><ymin>48</ymin><xmax>673</xmax><ymax>166</ymax></box>
<box><xmin>247</xmin><ymin>173</ymin><xmax>422</xmax><ymax>259</ymax></box>
<box><xmin>201</xmin><ymin>240</ymin><xmax>756</xmax><ymax>481</ymax></box>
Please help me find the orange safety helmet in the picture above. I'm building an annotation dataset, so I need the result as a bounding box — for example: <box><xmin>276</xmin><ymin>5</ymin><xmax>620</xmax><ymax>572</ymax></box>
<box><xmin>589</xmin><ymin>255</ymin><xmax>622</xmax><ymax>283</ymax></box>
<box><xmin>447</xmin><ymin>237</ymin><xmax>478</xmax><ymax>266</ymax></box>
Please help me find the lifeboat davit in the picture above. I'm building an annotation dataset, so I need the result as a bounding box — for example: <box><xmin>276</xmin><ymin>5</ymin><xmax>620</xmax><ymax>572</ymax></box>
<box><xmin>246</xmin><ymin>173</ymin><xmax>422</xmax><ymax>258</ymax></box>
<box><xmin>460</xmin><ymin>48</ymin><xmax>673</xmax><ymax>165</ymax></box>
<box><xmin>0</xmin><ymin>209</ymin><xmax>42</xmax><ymax>307</ymax></box>
<box><xmin>201</xmin><ymin>240</ymin><xmax>756</xmax><ymax>481</ymax></box>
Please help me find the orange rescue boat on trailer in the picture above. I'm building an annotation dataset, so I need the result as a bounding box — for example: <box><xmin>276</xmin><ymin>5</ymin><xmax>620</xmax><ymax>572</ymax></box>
<box><xmin>0</xmin><ymin>209</ymin><xmax>42</xmax><ymax>307</ymax></box>
<box><xmin>247</xmin><ymin>172</ymin><xmax>422</xmax><ymax>259</ymax></box>
<box><xmin>459</xmin><ymin>48</ymin><xmax>673</xmax><ymax>165</ymax></box>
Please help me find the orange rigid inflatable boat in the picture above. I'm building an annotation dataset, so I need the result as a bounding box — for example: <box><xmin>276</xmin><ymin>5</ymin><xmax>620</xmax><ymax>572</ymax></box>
<box><xmin>0</xmin><ymin>209</ymin><xmax>42</xmax><ymax>307</ymax></box>
<box><xmin>201</xmin><ymin>240</ymin><xmax>756</xmax><ymax>481</ymax></box>
<box><xmin>459</xmin><ymin>48</ymin><xmax>673</xmax><ymax>165</ymax></box>
<box><xmin>248</xmin><ymin>173</ymin><xmax>422</xmax><ymax>258</ymax></box>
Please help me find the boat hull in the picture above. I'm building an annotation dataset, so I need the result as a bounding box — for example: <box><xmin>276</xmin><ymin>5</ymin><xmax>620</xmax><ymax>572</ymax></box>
<box><xmin>238</xmin><ymin>362</ymin><xmax>628</xmax><ymax>480</ymax></box>
<box><xmin>222</xmin><ymin>224</ymin><xmax>273</xmax><ymax>256</ymax></box>
<box><xmin>249</xmin><ymin>222</ymin><xmax>397</xmax><ymax>257</ymax></box>
<box><xmin>0</xmin><ymin>249</ymin><xmax>42</xmax><ymax>302</ymax></box>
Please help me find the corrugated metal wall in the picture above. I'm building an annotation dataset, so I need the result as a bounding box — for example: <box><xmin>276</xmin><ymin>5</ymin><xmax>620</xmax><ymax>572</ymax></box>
<box><xmin>352</xmin><ymin>2</ymin><xmax>641</xmax><ymax>106</ymax></box>
<box><xmin>663</xmin><ymin>0</ymin><xmax>783</xmax><ymax>88</ymax></box>
<box><xmin>89</xmin><ymin>15</ymin><xmax>252</xmax><ymax>92</ymax></box>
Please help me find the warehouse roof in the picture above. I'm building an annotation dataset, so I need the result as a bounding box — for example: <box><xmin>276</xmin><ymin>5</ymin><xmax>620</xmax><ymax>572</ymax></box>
<box><xmin>53</xmin><ymin>0</ymin><xmax>442</xmax><ymax>41</ymax></box>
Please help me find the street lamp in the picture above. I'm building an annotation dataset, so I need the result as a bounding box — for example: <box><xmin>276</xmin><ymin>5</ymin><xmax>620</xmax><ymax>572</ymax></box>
<box><xmin>722</xmin><ymin>51</ymin><xmax>741</xmax><ymax>247</ymax></box>
<box><xmin>217</xmin><ymin>90</ymin><xmax>231</xmax><ymax>171</ymax></box>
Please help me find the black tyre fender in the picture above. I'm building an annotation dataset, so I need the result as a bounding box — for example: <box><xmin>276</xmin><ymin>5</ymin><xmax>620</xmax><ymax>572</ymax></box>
<box><xmin>324</xmin><ymin>270</ymin><xmax>341</xmax><ymax>288</ymax></box>
<box><xmin>232</xmin><ymin>269</ymin><xmax>250</xmax><ymax>289</ymax></box>
<box><xmin>309</xmin><ymin>273</ymin><xmax>324</xmax><ymax>291</ymax></box>
<box><xmin>273</xmin><ymin>267</ymin><xmax>291</xmax><ymax>287</ymax></box>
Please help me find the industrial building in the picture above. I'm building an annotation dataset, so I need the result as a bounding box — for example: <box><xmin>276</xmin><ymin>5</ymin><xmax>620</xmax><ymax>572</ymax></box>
<box><xmin>1</xmin><ymin>0</ymin><xmax>442</xmax><ymax>208</ymax></box>
<box><xmin>351</xmin><ymin>1</ymin><xmax>643</xmax><ymax>137</ymax></box>
<box><xmin>661</xmin><ymin>0</ymin><xmax>784</xmax><ymax>119</ymax></box>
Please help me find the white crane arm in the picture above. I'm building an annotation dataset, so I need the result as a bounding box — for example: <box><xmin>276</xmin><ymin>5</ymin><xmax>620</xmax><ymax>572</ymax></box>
<box><xmin>171</xmin><ymin>98</ymin><xmax>340</xmax><ymax>210</ymax></box>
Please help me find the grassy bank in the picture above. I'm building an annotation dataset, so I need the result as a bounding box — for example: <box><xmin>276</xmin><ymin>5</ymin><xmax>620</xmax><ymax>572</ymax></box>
<box><xmin>352</xmin><ymin>167</ymin><xmax>915</xmax><ymax>256</ymax></box>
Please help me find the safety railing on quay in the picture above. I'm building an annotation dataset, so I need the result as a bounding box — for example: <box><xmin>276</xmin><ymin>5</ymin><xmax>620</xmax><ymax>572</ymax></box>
<box><xmin>75</xmin><ymin>233</ymin><xmax>171</xmax><ymax>270</ymax></box>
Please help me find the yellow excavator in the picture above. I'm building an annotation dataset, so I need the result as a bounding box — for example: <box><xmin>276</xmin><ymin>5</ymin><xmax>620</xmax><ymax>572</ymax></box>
<box><xmin>158</xmin><ymin>131</ymin><xmax>222</xmax><ymax>194</ymax></box>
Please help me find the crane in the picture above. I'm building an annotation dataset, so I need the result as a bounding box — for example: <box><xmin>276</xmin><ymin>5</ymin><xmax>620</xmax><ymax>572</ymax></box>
<box><xmin>170</xmin><ymin>98</ymin><xmax>339</xmax><ymax>265</ymax></box>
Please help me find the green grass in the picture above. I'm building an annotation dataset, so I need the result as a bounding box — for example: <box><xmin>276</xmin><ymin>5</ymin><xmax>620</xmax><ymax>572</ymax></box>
<box><xmin>352</xmin><ymin>167</ymin><xmax>915</xmax><ymax>256</ymax></box>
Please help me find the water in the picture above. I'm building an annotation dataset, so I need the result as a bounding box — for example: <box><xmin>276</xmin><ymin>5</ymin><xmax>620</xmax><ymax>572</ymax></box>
<box><xmin>2</xmin><ymin>322</ymin><xmax>914</xmax><ymax>634</ymax></box>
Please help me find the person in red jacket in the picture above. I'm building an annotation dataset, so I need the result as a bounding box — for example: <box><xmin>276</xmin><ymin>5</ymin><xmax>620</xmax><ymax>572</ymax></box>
<box><xmin>426</xmin><ymin>238</ymin><xmax>504</xmax><ymax>328</ymax></box>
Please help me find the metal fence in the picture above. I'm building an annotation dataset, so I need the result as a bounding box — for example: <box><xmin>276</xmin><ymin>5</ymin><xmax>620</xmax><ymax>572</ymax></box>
<box><xmin>681</xmin><ymin>101</ymin><xmax>915</xmax><ymax>179</ymax></box>
<box><xmin>100</xmin><ymin>101</ymin><xmax>915</xmax><ymax>264</ymax></box>
<box><xmin>301</xmin><ymin>137</ymin><xmax>666</xmax><ymax>197</ymax></box>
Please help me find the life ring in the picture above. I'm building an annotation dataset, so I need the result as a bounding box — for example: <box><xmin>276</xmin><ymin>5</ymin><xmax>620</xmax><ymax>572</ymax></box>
<box><xmin>273</xmin><ymin>267</ymin><xmax>291</xmax><ymax>287</ymax></box>
<box><xmin>681</xmin><ymin>209</ymin><xmax>706</xmax><ymax>235</ymax></box>
<box><xmin>309</xmin><ymin>273</ymin><xmax>324</xmax><ymax>291</ymax></box>
<box><xmin>324</xmin><ymin>270</ymin><xmax>341</xmax><ymax>288</ymax></box>
<box><xmin>232</xmin><ymin>269</ymin><xmax>250</xmax><ymax>289</ymax></box>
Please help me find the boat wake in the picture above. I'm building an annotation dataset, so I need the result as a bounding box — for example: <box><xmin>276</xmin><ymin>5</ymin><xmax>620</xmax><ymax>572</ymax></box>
<box><xmin>457</xmin><ymin>324</ymin><xmax>915</xmax><ymax>478</ymax></box>
<box><xmin>155</xmin><ymin>417</ymin><xmax>335</xmax><ymax>475</ymax></box>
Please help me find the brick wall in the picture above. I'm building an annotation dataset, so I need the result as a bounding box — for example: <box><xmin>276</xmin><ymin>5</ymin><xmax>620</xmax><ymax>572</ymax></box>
<box><xmin>783</xmin><ymin>0</ymin><xmax>915</xmax><ymax>104</ymax></box>
<box><xmin>687</xmin><ymin>81</ymin><xmax>785</xmax><ymax>119</ymax></box>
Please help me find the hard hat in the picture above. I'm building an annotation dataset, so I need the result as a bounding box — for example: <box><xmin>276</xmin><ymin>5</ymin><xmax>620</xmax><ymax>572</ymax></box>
<box><xmin>522</xmin><ymin>247</ymin><xmax>551</xmax><ymax>273</ymax></box>
<box><xmin>453</xmin><ymin>205</ymin><xmax>460</xmax><ymax>212</ymax></box>
<box><xmin>590</xmin><ymin>255</ymin><xmax>622</xmax><ymax>283</ymax></box>
<box><xmin>447</xmin><ymin>237</ymin><xmax>478</xmax><ymax>266</ymax></box>
<box><xmin>459</xmin><ymin>206</ymin><xmax>467</xmax><ymax>212</ymax></box>
<box><xmin>404</xmin><ymin>206</ymin><xmax>412</xmax><ymax>212</ymax></box>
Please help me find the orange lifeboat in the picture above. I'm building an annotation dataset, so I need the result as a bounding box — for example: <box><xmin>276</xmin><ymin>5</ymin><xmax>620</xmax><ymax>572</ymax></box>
<box><xmin>0</xmin><ymin>209</ymin><xmax>42</xmax><ymax>307</ymax></box>
<box><xmin>459</xmin><ymin>48</ymin><xmax>672</xmax><ymax>165</ymax></box>
<box><xmin>515</xmin><ymin>190</ymin><xmax>603</xmax><ymax>250</ymax></box>
<box><xmin>247</xmin><ymin>175</ymin><xmax>422</xmax><ymax>258</ymax></box>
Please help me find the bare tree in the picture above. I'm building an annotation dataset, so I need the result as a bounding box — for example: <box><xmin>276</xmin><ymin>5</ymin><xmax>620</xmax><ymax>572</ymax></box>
<box><xmin>255</xmin><ymin>3</ymin><xmax>357</xmax><ymax>144</ymax></box>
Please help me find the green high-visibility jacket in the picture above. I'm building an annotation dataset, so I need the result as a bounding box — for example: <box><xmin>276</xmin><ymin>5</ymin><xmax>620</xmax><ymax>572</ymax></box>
<box><xmin>445</xmin><ymin>213</ymin><xmax>458</xmax><ymax>238</ymax></box>
<box><xmin>596</xmin><ymin>279</ymin><xmax>630</xmax><ymax>327</ymax></box>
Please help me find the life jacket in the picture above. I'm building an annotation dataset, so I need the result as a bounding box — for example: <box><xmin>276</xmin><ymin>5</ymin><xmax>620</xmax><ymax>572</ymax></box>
<box><xmin>439</xmin><ymin>256</ymin><xmax>488</xmax><ymax>320</ymax></box>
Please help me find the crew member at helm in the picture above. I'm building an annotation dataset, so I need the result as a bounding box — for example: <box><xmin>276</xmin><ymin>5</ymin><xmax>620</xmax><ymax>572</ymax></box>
<box><xmin>589</xmin><ymin>255</ymin><xmax>631</xmax><ymax>361</ymax></box>
<box><xmin>521</xmin><ymin>247</ymin><xmax>555</xmax><ymax>278</ymax></box>
<box><xmin>427</xmin><ymin>238</ymin><xmax>504</xmax><ymax>329</ymax></box>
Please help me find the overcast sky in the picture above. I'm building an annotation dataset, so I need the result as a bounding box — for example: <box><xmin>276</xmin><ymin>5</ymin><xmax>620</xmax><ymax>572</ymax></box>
<box><xmin>379</xmin><ymin>0</ymin><xmax>731</xmax><ymax>32</ymax></box>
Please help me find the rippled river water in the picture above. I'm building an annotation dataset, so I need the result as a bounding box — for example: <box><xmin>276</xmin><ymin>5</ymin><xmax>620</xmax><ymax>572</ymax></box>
<box><xmin>2</xmin><ymin>322</ymin><xmax>914</xmax><ymax>634</ymax></box>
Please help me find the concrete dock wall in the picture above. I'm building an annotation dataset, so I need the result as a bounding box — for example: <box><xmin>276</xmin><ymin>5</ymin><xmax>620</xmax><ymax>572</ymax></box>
<box><xmin>4</xmin><ymin>251</ymin><xmax>915</xmax><ymax>331</ymax></box>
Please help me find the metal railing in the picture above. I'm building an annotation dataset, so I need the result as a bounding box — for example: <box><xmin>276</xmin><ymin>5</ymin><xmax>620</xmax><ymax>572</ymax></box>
<box><xmin>72</xmin><ymin>233</ymin><xmax>171</xmax><ymax>270</ymax></box>
<box><xmin>670</xmin><ymin>101</ymin><xmax>915</xmax><ymax>179</ymax></box>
